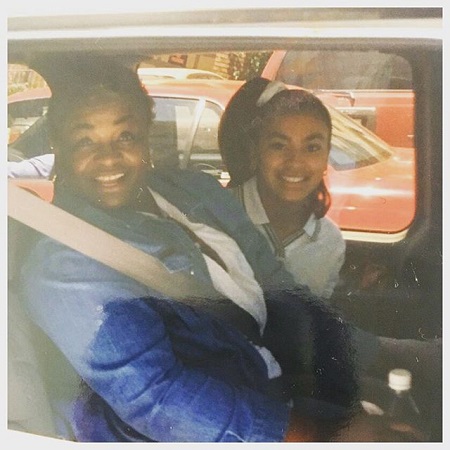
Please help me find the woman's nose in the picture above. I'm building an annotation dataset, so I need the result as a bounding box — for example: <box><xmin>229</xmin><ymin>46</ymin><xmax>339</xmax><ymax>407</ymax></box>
<box><xmin>94</xmin><ymin>142</ymin><xmax>120</xmax><ymax>164</ymax></box>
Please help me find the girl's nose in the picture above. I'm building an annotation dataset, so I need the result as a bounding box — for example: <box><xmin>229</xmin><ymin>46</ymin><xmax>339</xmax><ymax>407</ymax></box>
<box><xmin>286</xmin><ymin>148</ymin><xmax>306</xmax><ymax>166</ymax></box>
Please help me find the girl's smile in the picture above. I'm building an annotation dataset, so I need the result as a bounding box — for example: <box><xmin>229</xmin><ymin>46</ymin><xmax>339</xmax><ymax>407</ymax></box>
<box><xmin>256</xmin><ymin>113</ymin><xmax>330</xmax><ymax>207</ymax></box>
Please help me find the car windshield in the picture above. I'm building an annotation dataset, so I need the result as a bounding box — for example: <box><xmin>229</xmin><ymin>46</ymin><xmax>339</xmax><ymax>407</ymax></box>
<box><xmin>328</xmin><ymin>107</ymin><xmax>392</xmax><ymax>170</ymax></box>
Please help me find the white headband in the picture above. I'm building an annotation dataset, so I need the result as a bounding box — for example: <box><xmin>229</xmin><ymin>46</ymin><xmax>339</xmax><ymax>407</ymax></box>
<box><xmin>256</xmin><ymin>80</ymin><xmax>287</xmax><ymax>107</ymax></box>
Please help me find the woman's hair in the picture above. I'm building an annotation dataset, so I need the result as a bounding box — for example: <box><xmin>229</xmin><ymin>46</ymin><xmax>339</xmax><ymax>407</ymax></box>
<box><xmin>45</xmin><ymin>55</ymin><xmax>155</xmax><ymax>148</ymax></box>
<box><xmin>218</xmin><ymin>77</ymin><xmax>332</xmax><ymax>218</ymax></box>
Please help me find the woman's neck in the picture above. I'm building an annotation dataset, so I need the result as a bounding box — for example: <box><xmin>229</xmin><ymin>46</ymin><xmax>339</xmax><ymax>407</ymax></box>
<box><xmin>131</xmin><ymin>186</ymin><xmax>162</xmax><ymax>216</ymax></box>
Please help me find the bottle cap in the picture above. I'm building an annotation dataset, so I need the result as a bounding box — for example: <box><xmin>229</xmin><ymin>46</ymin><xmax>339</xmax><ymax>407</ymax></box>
<box><xmin>388</xmin><ymin>368</ymin><xmax>412</xmax><ymax>391</ymax></box>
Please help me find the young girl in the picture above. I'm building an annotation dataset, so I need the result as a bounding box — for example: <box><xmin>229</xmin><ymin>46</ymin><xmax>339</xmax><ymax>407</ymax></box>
<box><xmin>219</xmin><ymin>77</ymin><xmax>345</xmax><ymax>299</ymax></box>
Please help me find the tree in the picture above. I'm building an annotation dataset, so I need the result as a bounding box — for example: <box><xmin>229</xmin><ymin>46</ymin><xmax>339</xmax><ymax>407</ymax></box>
<box><xmin>227</xmin><ymin>51</ymin><xmax>272</xmax><ymax>80</ymax></box>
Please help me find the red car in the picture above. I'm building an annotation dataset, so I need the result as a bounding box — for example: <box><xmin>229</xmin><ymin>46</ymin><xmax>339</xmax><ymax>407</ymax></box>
<box><xmin>8</xmin><ymin>79</ymin><xmax>415</xmax><ymax>234</ymax></box>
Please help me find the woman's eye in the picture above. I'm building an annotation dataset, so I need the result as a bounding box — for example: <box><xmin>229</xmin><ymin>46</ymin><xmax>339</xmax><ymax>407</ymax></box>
<box><xmin>72</xmin><ymin>137</ymin><xmax>94</xmax><ymax>151</ymax></box>
<box><xmin>117</xmin><ymin>131</ymin><xmax>136</xmax><ymax>143</ymax></box>
<box><xmin>268</xmin><ymin>141</ymin><xmax>286</xmax><ymax>151</ymax></box>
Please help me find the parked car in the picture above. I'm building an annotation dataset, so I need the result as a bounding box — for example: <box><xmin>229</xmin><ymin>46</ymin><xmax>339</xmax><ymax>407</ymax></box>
<box><xmin>8</xmin><ymin>86</ymin><xmax>50</xmax><ymax>144</ymax></box>
<box><xmin>261</xmin><ymin>50</ymin><xmax>415</xmax><ymax>148</ymax></box>
<box><xmin>8</xmin><ymin>78</ymin><xmax>415</xmax><ymax>234</ymax></box>
<box><xmin>7</xmin><ymin>5</ymin><xmax>442</xmax><ymax>443</ymax></box>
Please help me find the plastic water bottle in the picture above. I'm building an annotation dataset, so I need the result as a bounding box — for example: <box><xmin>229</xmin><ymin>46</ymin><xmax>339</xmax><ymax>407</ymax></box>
<box><xmin>387</xmin><ymin>368</ymin><xmax>427</xmax><ymax>439</ymax></box>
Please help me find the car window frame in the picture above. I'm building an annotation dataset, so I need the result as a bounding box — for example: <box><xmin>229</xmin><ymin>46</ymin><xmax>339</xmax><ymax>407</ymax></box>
<box><xmin>7</xmin><ymin>20</ymin><xmax>442</xmax><ymax>242</ymax></box>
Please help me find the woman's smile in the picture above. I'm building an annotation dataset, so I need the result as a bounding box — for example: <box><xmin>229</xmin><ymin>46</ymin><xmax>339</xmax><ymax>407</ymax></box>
<box><xmin>95</xmin><ymin>173</ymin><xmax>125</xmax><ymax>183</ymax></box>
<box><xmin>58</xmin><ymin>93</ymin><xmax>150</xmax><ymax>209</ymax></box>
<box><xmin>94</xmin><ymin>172</ymin><xmax>127</xmax><ymax>191</ymax></box>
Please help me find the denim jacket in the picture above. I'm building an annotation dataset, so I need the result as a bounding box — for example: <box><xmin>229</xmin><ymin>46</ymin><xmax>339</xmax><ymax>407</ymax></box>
<box><xmin>20</xmin><ymin>169</ymin><xmax>296</xmax><ymax>442</ymax></box>
<box><xmin>20</xmin><ymin>169</ymin><xmax>377</xmax><ymax>442</ymax></box>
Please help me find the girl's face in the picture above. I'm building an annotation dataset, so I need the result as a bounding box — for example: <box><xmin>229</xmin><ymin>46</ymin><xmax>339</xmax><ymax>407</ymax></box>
<box><xmin>256</xmin><ymin>113</ymin><xmax>330</xmax><ymax>207</ymax></box>
<box><xmin>56</xmin><ymin>93</ymin><xmax>149</xmax><ymax>209</ymax></box>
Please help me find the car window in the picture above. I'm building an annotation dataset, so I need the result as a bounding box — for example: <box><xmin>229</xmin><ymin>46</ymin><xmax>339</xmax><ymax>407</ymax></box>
<box><xmin>190</xmin><ymin>101</ymin><xmax>224</xmax><ymax>175</ymax></box>
<box><xmin>265</xmin><ymin>50</ymin><xmax>415</xmax><ymax>149</ymax></box>
<box><xmin>7</xmin><ymin>55</ymin><xmax>416</xmax><ymax>235</ymax></box>
<box><xmin>150</xmin><ymin>97</ymin><xmax>198</xmax><ymax>169</ymax></box>
<box><xmin>328</xmin><ymin>107</ymin><xmax>392</xmax><ymax>170</ymax></box>
<box><xmin>276</xmin><ymin>50</ymin><xmax>412</xmax><ymax>90</ymax></box>
<box><xmin>8</xmin><ymin>65</ymin><xmax>48</xmax><ymax>144</ymax></box>
<box><xmin>192</xmin><ymin>102</ymin><xmax>222</xmax><ymax>153</ymax></box>
<box><xmin>8</xmin><ymin>64</ymin><xmax>48</xmax><ymax>94</ymax></box>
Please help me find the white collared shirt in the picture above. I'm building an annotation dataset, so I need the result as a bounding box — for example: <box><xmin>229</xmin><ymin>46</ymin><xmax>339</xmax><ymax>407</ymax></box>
<box><xmin>231</xmin><ymin>177</ymin><xmax>346</xmax><ymax>299</ymax></box>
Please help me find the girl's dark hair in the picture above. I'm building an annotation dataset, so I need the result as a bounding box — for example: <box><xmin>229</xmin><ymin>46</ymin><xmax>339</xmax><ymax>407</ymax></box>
<box><xmin>218</xmin><ymin>77</ymin><xmax>332</xmax><ymax>218</ymax></box>
<box><xmin>44</xmin><ymin>55</ymin><xmax>155</xmax><ymax>147</ymax></box>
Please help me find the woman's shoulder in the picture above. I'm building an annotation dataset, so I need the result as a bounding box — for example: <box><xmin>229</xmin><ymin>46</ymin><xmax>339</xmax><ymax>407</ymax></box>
<box><xmin>149</xmin><ymin>168</ymin><xmax>222</xmax><ymax>187</ymax></box>
<box><xmin>148</xmin><ymin>168</ymin><xmax>244</xmax><ymax>208</ymax></box>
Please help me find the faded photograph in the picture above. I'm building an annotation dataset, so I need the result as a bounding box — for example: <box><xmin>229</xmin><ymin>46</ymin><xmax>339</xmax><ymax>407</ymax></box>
<box><xmin>7</xmin><ymin>4</ymin><xmax>443</xmax><ymax>444</ymax></box>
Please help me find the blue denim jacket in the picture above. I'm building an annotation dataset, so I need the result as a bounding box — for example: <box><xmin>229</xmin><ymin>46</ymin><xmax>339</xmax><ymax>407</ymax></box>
<box><xmin>20</xmin><ymin>169</ymin><xmax>377</xmax><ymax>442</ymax></box>
<box><xmin>20</xmin><ymin>169</ymin><xmax>297</xmax><ymax>442</ymax></box>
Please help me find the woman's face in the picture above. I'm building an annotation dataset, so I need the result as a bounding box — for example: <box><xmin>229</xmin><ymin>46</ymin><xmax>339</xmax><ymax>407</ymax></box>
<box><xmin>256</xmin><ymin>113</ymin><xmax>330</xmax><ymax>206</ymax></box>
<box><xmin>57</xmin><ymin>93</ymin><xmax>149</xmax><ymax>209</ymax></box>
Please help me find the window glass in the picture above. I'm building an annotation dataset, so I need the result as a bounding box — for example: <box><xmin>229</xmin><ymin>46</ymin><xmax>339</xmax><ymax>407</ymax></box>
<box><xmin>189</xmin><ymin>101</ymin><xmax>224</xmax><ymax>174</ymax></box>
<box><xmin>272</xmin><ymin>50</ymin><xmax>415</xmax><ymax>149</ymax></box>
<box><xmin>150</xmin><ymin>97</ymin><xmax>197</xmax><ymax>168</ymax></box>
<box><xmin>277</xmin><ymin>50</ymin><xmax>412</xmax><ymax>90</ymax></box>
<box><xmin>192</xmin><ymin>102</ymin><xmax>222</xmax><ymax>154</ymax></box>
<box><xmin>8</xmin><ymin>53</ymin><xmax>416</xmax><ymax>235</ymax></box>
<box><xmin>8</xmin><ymin>65</ymin><xmax>49</xmax><ymax>144</ymax></box>
<box><xmin>328</xmin><ymin>107</ymin><xmax>392</xmax><ymax>171</ymax></box>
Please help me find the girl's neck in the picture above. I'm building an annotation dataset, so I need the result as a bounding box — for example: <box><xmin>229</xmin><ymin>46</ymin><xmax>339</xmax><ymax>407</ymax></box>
<box><xmin>260</xmin><ymin>190</ymin><xmax>312</xmax><ymax>242</ymax></box>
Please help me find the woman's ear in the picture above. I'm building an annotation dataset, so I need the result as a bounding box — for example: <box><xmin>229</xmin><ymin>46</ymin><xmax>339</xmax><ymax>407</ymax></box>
<box><xmin>249</xmin><ymin>141</ymin><xmax>259</xmax><ymax>174</ymax></box>
<box><xmin>51</xmin><ymin>144</ymin><xmax>68</xmax><ymax>184</ymax></box>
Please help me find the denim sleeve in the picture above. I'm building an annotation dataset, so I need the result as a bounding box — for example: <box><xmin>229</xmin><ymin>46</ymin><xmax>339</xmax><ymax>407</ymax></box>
<box><xmin>21</xmin><ymin>238</ymin><xmax>289</xmax><ymax>442</ymax></box>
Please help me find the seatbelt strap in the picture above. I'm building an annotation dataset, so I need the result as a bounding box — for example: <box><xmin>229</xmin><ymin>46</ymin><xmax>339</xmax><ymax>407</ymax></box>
<box><xmin>8</xmin><ymin>182</ymin><xmax>262</xmax><ymax>343</ymax></box>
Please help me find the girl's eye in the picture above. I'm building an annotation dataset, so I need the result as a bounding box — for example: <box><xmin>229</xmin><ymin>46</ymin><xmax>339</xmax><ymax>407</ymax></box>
<box><xmin>307</xmin><ymin>142</ymin><xmax>324</xmax><ymax>153</ymax></box>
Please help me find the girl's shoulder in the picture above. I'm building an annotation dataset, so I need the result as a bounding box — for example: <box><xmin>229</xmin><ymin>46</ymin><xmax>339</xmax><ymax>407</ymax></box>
<box><xmin>316</xmin><ymin>215</ymin><xmax>345</xmax><ymax>245</ymax></box>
